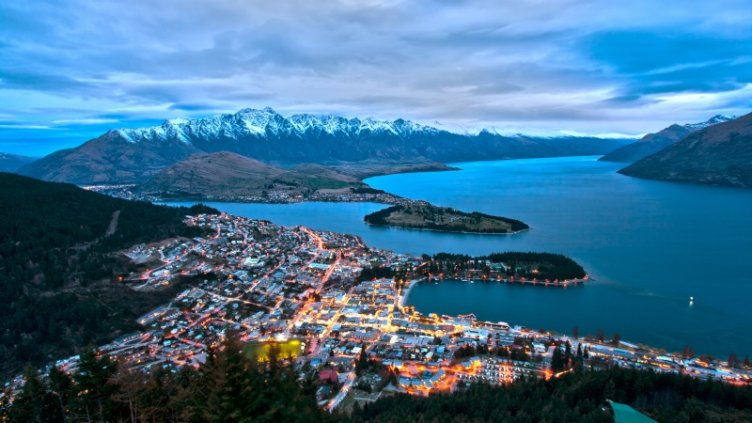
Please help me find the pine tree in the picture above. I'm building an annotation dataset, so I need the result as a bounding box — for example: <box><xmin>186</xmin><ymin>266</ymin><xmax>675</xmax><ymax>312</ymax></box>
<box><xmin>111</xmin><ymin>365</ymin><xmax>146</xmax><ymax>423</ymax></box>
<box><xmin>47</xmin><ymin>366</ymin><xmax>73</xmax><ymax>422</ymax></box>
<box><xmin>611</xmin><ymin>333</ymin><xmax>621</xmax><ymax>346</ymax></box>
<box><xmin>727</xmin><ymin>353</ymin><xmax>739</xmax><ymax>368</ymax></box>
<box><xmin>551</xmin><ymin>347</ymin><xmax>564</xmax><ymax>372</ymax></box>
<box><xmin>356</xmin><ymin>344</ymin><xmax>369</xmax><ymax>376</ymax></box>
<box><xmin>198</xmin><ymin>331</ymin><xmax>253</xmax><ymax>422</ymax></box>
<box><xmin>73</xmin><ymin>349</ymin><xmax>119</xmax><ymax>422</ymax></box>
<box><xmin>9</xmin><ymin>367</ymin><xmax>47</xmax><ymax>423</ymax></box>
<box><xmin>682</xmin><ymin>346</ymin><xmax>695</xmax><ymax>359</ymax></box>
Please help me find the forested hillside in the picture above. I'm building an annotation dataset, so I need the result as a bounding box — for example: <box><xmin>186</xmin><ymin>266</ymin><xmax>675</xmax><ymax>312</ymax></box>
<box><xmin>1</xmin><ymin>332</ymin><xmax>329</xmax><ymax>423</ymax></box>
<box><xmin>0</xmin><ymin>173</ymin><xmax>216</xmax><ymax>377</ymax></box>
<box><xmin>4</xmin><ymin>334</ymin><xmax>751</xmax><ymax>423</ymax></box>
<box><xmin>349</xmin><ymin>367</ymin><xmax>752</xmax><ymax>423</ymax></box>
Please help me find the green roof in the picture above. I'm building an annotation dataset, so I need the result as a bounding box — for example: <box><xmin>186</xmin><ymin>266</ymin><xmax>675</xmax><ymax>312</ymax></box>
<box><xmin>609</xmin><ymin>400</ymin><xmax>657</xmax><ymax>423</ymax></box>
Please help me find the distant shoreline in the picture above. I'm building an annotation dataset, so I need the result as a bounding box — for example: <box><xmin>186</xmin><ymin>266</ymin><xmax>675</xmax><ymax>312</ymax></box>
<box><xmin>424</xmin><ymin>276</ymin><xmax>588</xmax><ymax>288</ymax></box>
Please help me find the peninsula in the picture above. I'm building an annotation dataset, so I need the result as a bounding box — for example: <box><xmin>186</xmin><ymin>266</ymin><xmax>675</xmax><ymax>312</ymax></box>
<box><xmin>427</xmin><ymin>252</ymin><xmax>587</xmax><ymax>284</ymax></box>
<box><xmin>86</xmin><ymin>152</ymin><xmax>450</xmax><ymax>206</ymax></box>
<box><xmin>364</xmin><ymin>203</ymin><xmax>529</xmax><ymax>234</ymax></box>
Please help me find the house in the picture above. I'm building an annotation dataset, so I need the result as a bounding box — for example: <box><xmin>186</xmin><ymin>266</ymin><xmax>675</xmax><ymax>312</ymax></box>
<box><xmin>319</xmin><ymin>368</ymin><xmax>339</xmax><ymax>384</ymax></box>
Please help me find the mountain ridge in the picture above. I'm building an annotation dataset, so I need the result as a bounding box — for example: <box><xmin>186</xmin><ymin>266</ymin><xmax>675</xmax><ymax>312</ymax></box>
<box><xmin>0</xmin><ymin>152</ymin><xmax>36</xmax><ymax>172</ymax></box>
<box><xmin>18</xmin><ymin>107</ymin><xmax>633</xmax><ymax>184</ymax></box>
<box><xmin>599</xmin><ymin>115</ymin><xmax>733</xmax><ymax>163</ymax></box>
<box><xmin>619</xmin><ymin>112</ymin><xmax>752</xmax><ymax>188</ymax></box>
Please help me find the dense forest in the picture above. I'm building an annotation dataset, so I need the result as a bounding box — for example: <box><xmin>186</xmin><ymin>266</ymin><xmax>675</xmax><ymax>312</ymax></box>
<box><xmin>1</xmin><ymin>332</ymin><xmax>329</xmax><ymax>423</ymax></box>
<box><xmin>349</xmin><ymin>367</ymin><xmax>752</xmax><ymax>423</ymax></box>
<box><xmin>428</xmin><ymin>252</ymin><xmax>587</xmax><ymax>281</ymax></box>
<box><xmin>0</xmin><ymin>173</ymin><xmax>217</xmax><ymax>377</ymax></box>
<box><xmin>4</xmin><ymin>335</ymin><xmax>751</xmax><ymax>423</ymax></box>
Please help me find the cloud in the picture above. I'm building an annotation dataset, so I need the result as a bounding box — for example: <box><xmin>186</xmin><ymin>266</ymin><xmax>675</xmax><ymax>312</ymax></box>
<box><xmin>168</xmin><ymin>103</ymin><xmax>223</xmax><ymax>112</ymax></box>
<box><xmin>50</xmin><ymin>118</ymin><xmax>119</xmax><ymax>125</ymax></box>
<box><xmin>1</xmin><ymin>0</ymin><xmax>751</xmax><ymax>155</ymax></box>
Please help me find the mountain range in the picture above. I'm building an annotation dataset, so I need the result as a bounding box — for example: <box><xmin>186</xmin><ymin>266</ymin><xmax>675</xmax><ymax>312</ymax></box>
<box><xmin>599</xmin><ymin>115</ymin><xmax>733</xmax><ymax>163</ymax></box>
<box><xmin>18</xmin><ymin>107</ymin><xmax>632</xmax><ymax>184</ymax></box>
<box><xmin>619</xmin><ymin>112</ymin><xmax>752</xmax><ymax>188</ymax></box>
<box><xmin>0</xmin><ymin>153</ymin><xmax>35</xmax><ymax>172</ymax></box>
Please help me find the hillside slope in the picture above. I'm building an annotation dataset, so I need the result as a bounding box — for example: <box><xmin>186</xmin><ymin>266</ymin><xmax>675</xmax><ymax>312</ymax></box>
<box><xmin>0</xmin><ymin>172</ymin><xmax>216</xmax><ymax>376</ymax></box>
<box><xmin>600</xmin><ymin>115</ymin><xmax>732</xmax><ymax>163</ymax></box>
<box><xmin>0</xmin><ymin>153</ymin><xmax>35</xmax><ymax>172</ymax></box>
<box><xmin>138</xmin><ymin>151</ymin><xmax>363</xmax><ymax>200</ymax></box>
<box><xmin>619</xmin><ymin>113</ymin><xmax>752</xmax><ymax>188</ymax></box>
<box><xmin>19</xmin><ymin>130</ymin><xmax>202</xmax><ymax>184</ymax></box>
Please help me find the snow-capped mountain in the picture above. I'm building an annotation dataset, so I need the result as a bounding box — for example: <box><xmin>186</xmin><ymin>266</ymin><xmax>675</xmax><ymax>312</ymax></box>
<box><xmin>683</xmin><ymin>114</ymin><xmax>735</xmax><ymax>131</ymax></box>
<box><xmin>115</xmin><ymin>107</ymin><xmax>441</xmax><ymax>145</ymax></box>
<box><xmin>600</xmin><ymin>114</ymin><xmax>735</xmax><ymax>163</ymax></box>
<box><xmin>19</xmin><ymin>107</ymin><xmax>631</xmax><ymax>184</ymax></box>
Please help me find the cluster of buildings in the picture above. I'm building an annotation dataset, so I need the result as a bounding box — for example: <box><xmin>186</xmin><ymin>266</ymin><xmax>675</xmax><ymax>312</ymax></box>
<box><xmin>5</xmin><ymin>213</ymin><xmax>751</xmax><ymax>409</ymax></box>
<box><xmin>83</xmin><ymin>183</ymin><xmax>416</xmax><ymax>206</ymax></box>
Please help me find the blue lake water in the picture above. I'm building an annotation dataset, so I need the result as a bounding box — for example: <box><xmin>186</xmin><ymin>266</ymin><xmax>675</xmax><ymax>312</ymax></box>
<box><xmin>167</xmin><ymin>156</ymin><xmax>752</xmax><ymax>357</ymax></box>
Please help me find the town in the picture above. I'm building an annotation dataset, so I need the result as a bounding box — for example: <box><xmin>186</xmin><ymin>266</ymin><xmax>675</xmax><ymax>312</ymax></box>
<box><xmin>6</xmin><ymin>213</ymin><xmax>751</xmax><ymax>411</ymax></box>
<box><xmin>82</xmin><ymin>183</ymin><xmax>419</xmax><ymax>207</ymax></box>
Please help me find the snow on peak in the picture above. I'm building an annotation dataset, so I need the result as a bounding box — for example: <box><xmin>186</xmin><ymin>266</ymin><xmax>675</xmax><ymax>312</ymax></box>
<box><xmin>167</xmin><ymin>118</ymin><xmax>189</xmax><ymax>125</ymax></box>
<box><xmin>684</xmin><ymin>114</ymin><xmax>735</xmax><ymax>131</ymax></box>
<box><xmin>110</xmin><ymin>107</ymin><xmax>443</xmax><ymax>144</ymax></box>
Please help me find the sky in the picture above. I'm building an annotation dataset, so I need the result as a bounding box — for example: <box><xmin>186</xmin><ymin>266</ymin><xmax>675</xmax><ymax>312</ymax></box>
<box><xmin>2</xmin><ymin>0</ymin><xmax>752</xmax><ymax>156</ymax></box>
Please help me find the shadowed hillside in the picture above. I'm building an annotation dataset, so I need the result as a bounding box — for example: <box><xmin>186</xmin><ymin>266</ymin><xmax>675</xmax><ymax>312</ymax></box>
<box><xmin>0</xmin><ymin>172</ymin><xmax>217</xmax><ymax>376</ymax></box>
<box><xmin>620</xmin><ymin>113</ymin><xmax>752</xmax><ymax>188</ymax></box>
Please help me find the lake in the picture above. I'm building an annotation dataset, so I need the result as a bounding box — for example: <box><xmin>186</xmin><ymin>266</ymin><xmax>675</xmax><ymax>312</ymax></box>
<box><xmin>166</xmin><ymin>156</ymin><xmax>752</xmax><ymax>357</ymax></box>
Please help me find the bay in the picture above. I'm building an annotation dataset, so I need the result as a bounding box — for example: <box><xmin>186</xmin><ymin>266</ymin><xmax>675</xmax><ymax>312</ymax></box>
<box><xmin>166</xmin><ymin>156</ymin><xmax>752</xmax><ymax>357</ymax></box>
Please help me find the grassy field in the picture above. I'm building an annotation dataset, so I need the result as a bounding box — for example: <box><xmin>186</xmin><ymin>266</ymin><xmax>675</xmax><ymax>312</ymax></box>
<box><xmin>244</xmin><ymin>339</ymin><xmax>305</xmax><ymax>361</ymax></box>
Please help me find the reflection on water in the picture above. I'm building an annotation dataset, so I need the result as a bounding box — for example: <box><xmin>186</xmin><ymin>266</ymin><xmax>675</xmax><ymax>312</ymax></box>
<box><xmin>166</xmin><ymin>156</ymin><xmax>752</xmax><ymax>356</ymax></box>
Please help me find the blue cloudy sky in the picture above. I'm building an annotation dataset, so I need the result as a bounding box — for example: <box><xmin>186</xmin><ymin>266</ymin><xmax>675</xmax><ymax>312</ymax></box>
<box><xmin>2</xmin><ymin>0</ymin><xmax>752</xmax><ymax>155</ymax></box>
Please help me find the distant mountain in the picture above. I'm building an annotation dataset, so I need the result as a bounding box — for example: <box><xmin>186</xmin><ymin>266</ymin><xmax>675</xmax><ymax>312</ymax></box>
<box><xmin>599</xmin><ymin>115</ymin><xmax>733</xmax><ymax>163</ymax></box>
<box><xmin>19</xmin><ymin>130</ymin><xmax>202</xmax><ymax>184</ymax></box>
<box><xmin>0</xmin><ymin>152</ymin><xmax>35</xmax><ymax>172</ymax></box>
<box><xmin>19</xmin><ymin>107</ymin><xmax>632</xmax><ymax>184</ymax></box>
<box><xmin>619</xmin><ymin>112</ymin><xmax>752</xmax><ymax>188</ymax></box>
<box><xmin>138</xmin><ymin>151</ymin><xmax>362</xmax><ymax>199</ymax></box>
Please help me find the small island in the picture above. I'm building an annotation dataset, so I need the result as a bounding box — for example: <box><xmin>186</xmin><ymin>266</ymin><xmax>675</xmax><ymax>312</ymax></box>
<box><xmin>364</xmin><ymin>203</ymin><xmax>528</xmax><ymax>234</ymax></box>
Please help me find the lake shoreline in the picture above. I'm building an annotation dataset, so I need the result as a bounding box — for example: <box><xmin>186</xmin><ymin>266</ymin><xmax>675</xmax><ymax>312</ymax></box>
<box><xmin>363</xmin><ymin>221</ymin><xmax>529</xmax><ymax>236</ymax></box>
<box><xmin>425</xmin><ymin>276</ymin><xmax>588</xmax><ymax>288</ymax></box>
<box><xmin>399</xmin><ymin>278</ymin><xmax>422</xmax><ymax>308</ymax></box>
<box><xmin>163</xmin><ymin>156</ymin><xmax>752</xmax><ymax>357</ymax></box>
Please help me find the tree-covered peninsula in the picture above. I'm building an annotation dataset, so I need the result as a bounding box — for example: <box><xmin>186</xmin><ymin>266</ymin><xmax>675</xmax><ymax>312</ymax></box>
<box><xmin>364</xmin><ymin>203</ymin><xmax>528</xmax><ymax>234</ymax></box>
<box><xmin>426</xmin><ymin>252</ymin><xmax>587</xmax><ymax>282</ymax></box>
